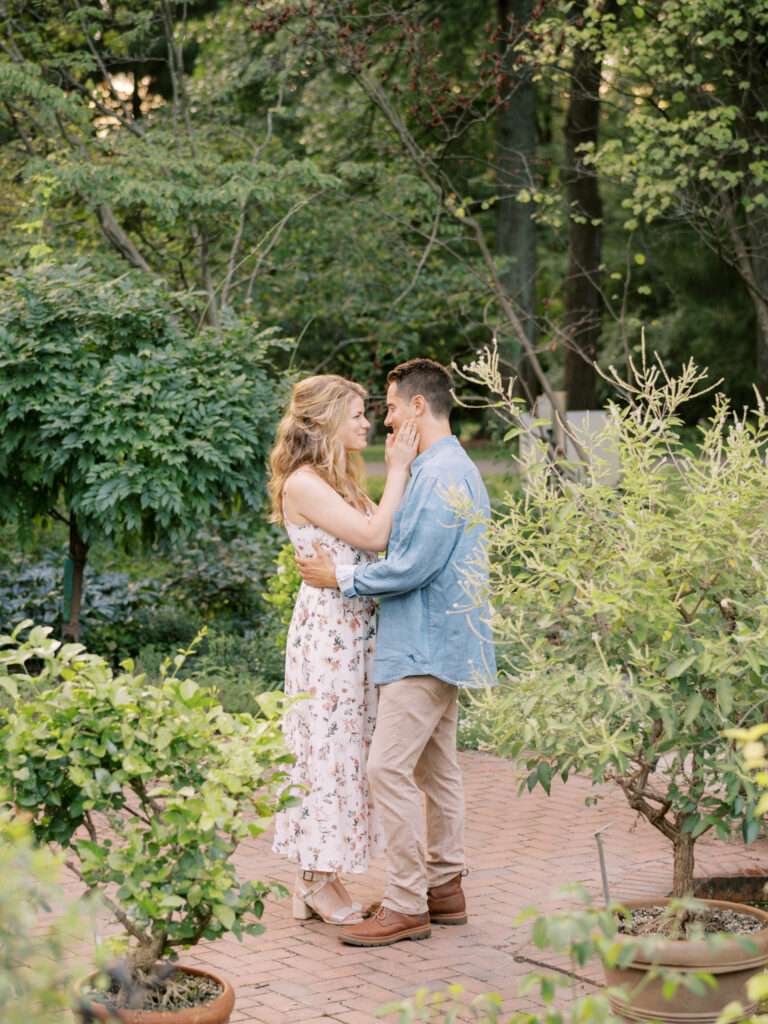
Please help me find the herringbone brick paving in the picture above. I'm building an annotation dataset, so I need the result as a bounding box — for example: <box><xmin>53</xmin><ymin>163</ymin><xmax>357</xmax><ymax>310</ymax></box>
<box><xmin>62</xmin><ymin>750</ymin><xmax>768</xmax><ymax>1021</ymax></box>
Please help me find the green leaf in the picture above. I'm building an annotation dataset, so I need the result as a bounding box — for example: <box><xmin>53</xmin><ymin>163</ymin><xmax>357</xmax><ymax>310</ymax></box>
<box><xmin>747</xmin><ymin>974</ymin><xmax>768</xmax><ymax>1003</ymax></box>
<box><xmin>662</xmin><ymin>976</ymin><xmax>679</xmax><ymax>1001</ymax></box>
<box><xmin>180</xmin><ymin>678</ymin><xmax>198</xmax><ymax>702</ymax></box>
<box><xmin>716</xmin><ymin>677</ymin><xmax>734</xmax><ymax>715</ymax></box>
<box><xmin>683</xmin><ymin>693</ymin><xmax>704</xmax><ymax>726</ymax></box>
<box><xmin>742</xmin><ymin>817</ymin><xmax>761</xmax><ymax>844</ymax></box>
<box><xmin>0</xmin><ymin>675</ymin><xmax>18</xmax><ymax>700</ymax></box>
<box><xmin>213</xmin><ymin>904</ymin><xmax>235</xmax><ymax>929</ymax></box>
<box><xmin>666</xmin><ymin>654</ymin><xmax>696</xmax><ymax>679</ymax></box>
<box><xmin>532</xmin><ymin>917</ymin><xmax>549</xmax><ymax>949</ymax></box>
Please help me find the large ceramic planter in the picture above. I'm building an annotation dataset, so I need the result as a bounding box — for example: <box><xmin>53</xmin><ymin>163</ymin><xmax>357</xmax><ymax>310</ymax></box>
<box><xmin>77</xmin><ymin>965</ymin><xmax>235</xmax><ymax>1024</ymax></box>
<box><xmin>603</xmin><ymin>897</ymin><xmax>768</xmax><ymax>1024</ymax></box>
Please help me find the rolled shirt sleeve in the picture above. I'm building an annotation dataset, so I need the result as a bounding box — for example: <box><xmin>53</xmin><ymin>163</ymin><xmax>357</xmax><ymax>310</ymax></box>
<box><xmin>342</xmin><ymin>476</ymin><xmax>463</xmax><ymax>599</ymax></box>
<box><xmin>335</xmin><ymin>563</ymin><xmax>357</xmax><ymax>597</ymax></box>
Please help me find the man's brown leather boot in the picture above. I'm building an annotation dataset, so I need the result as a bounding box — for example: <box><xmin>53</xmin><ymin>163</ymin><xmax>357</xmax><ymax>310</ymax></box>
<box><xmin>340</xmin><ymin>905</ymin><xmax>431</xmax><ymax>946</ymax></box>
<box><xmin>427</xmin><ymin>873</ymin><xmax>468</xmax><ymax>925</ymax></box>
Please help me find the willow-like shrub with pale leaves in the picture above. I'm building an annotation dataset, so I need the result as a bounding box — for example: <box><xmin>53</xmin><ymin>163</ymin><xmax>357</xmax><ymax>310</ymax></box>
<box><xmin>462</xmin><ymin>348</ymin><xmax>768</xmax><ymax>898</ymax></box>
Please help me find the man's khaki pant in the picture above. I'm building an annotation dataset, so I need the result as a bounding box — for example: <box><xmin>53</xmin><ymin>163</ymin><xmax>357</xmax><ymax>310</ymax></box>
<box><xmin>367</xmin><ymin>675</ymin><xmax>465</xmax><ymax>915</ymax></box>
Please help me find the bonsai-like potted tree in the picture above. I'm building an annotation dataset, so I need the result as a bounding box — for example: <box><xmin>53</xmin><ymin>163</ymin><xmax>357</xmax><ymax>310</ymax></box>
<box><xmin>0</xmin><ymin>622</ymin><xmax>295</xmax><ymax>1023</ymax></box>
<box><xmin>460</xmin><ymin>349</ymin><xmax>768</xmax><ymax>1023</ymax></box>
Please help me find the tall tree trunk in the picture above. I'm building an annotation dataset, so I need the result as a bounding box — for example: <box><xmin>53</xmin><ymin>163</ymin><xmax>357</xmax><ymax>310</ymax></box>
<box><xmin>747</xmin><ymin>208</ymin><xmax>768</xmax><ymax>396</ymax></box>
<box><xmin>563</xmin><ymin>0</ymin><xmax>612</xmax><ymax>411</ymax></box>
<box><xmin>741</xmin><ymin>50</ymin><xmax>768</xmax><ymax>396</ymax></box>
<box><xmin>726</xmin><ymin>207</ymin><xmax>768</xmax><ymax>398</ymax></box>
<box><xmin>63</xmin><ymin>514</ymin><xmax>89</xmax><ymax>642</ymax></box>
<box><xmin>671</xmin><ymin>832</ymin><xmax>695</xmax><ymax>899</ymax></box>
<box><xmin>496</xmin><ymin>0</ymin><xmax>537</xmax><ymax>402</ymax></box>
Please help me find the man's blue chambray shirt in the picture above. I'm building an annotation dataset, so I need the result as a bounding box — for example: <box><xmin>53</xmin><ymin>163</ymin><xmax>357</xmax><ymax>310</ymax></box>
<box><xmin>335</xmin><ymin>435</ymin><xmax>497</xmax><ymax>688</ymax></box>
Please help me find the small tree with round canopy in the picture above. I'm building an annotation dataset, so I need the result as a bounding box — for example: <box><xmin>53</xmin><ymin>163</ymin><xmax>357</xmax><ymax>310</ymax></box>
<box><xmin>0</xmin><ymin>262</ymin><xmax>286</xmax><ymax>640</ymax></box>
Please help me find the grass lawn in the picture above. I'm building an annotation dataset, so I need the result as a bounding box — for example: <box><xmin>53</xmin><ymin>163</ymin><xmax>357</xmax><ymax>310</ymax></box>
<box><xmin>366</xmin><ymin>470</ymin><xmax>520</xmax><ymax>508</ymax></box>
<box><xmin>362</xmin><ymin>440</ymin><xmax>512</xmax><ymax>465</ymax></box>
<box><xmin>363</xmin><ymin>437</ymin><xmax>520</xmax><ymax>511</ymax></box>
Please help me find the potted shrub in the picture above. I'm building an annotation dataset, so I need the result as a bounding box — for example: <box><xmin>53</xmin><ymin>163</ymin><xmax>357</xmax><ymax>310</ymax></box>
<box><xmin>0</xmin><ymin>622</ymin><xmax>295</xmax><ymax>1023</ymax></box>
<box><xmin>462</xmin><ymin>350</ymin><xmax>768</xmax><ymax>1022</ymax></box>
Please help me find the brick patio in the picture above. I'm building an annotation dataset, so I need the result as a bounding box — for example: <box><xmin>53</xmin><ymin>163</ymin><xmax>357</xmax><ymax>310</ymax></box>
<box><xmin>54</xmin><ymin>749</ymin><xmax>768</xmax><ymax>1021</ymax></box>
<box><xmin>159</xmin><ymin>750</ymin><xmax>768</xmax><ymax>1023</ymax></box>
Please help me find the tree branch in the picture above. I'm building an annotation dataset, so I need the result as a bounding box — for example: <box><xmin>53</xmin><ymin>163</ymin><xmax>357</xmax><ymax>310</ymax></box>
<box><xmin>389</xmin><ymin>198</ymin><xmax>442</xmax><ymax>310</ymax></box>
<box><xmin>221</xmin><ymin>205</ymin><xmax>247</xmax><ymax>309</ymax></box>
<box><xmin>65</xmin><ymin>858</ymin><xmax>150</xmax><ymax>946</ymax></box>
<box><xmin>97</xmin><ymin>204</ymin><xmax>153</xmax><ymax>273</ymax></box>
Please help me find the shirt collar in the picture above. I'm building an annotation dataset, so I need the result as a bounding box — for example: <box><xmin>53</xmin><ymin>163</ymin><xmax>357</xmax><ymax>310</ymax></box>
<box><xmin>412</xmin><ymin>434</ymin><xmax>460</xmax><ymax>469</ymax></box>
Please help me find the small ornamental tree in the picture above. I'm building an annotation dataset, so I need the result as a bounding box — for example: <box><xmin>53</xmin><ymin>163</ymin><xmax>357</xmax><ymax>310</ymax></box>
<box><xmin>463</xmin><ymin>347</ymin><xmax>768</xmax><ymax>898</ymax></box>
<box><xmin>0</xmin><ymin>263</ymin><xmax>287</xmax><ymax>640</ymax></box>
<box><xmin>0</xmin><ymin>622</ymin><xmax>295</xmax><ymax>994</ymax></box>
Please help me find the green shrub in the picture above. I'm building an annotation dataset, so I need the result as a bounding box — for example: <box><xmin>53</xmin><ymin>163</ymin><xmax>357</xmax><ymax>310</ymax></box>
<box><xmin>193</xmin><ymin>628</ymin><xmax>285</xmax><ymax>709</ymax></box>
<box><xmin>138</xmin><ymin>626</ymin><xmax>286</xmax><ymax>714</ymax></box>
<box><xmin>0</xmin><ymin>519</ymin><xmax>286</xmax><ymax>665</ymax></box>
<box><xmin>378</xmin><ymin>887</ymin><xmax>720</xmax><ymax>1023</ymax></box>
<box><xmin>0</xmin><ymin>621</ymin><xmax>296</xmax><ymax>991</ymax></box>
<box><xmin>263</xmin><ymin>542</ymin><xmax>302</xmax><ymax>652</ymax></box>
<box><xmin>464</xmin><ymin>349</ymin><xmax>768</xmax><ymax>898</ymax></box>
<box><xmin>161</xmin><ymin>519</ymin><xmax>282</xmax><ymax>630</ymax></box>
<box><xmin>0</xmin><ymin>806</ymin><xmax>92</xmax><ymax>1023</ymax></box>
<box><xmin>0</xmin><ymin>549</ymin><xmax>202</xmax><ymax>662</ymax></box>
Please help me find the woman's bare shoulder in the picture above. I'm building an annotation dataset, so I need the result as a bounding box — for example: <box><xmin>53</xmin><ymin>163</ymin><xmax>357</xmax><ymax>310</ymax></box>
<box><xmin>284</xmin><ymin>466</ymin><xmax>332</xmax><ymax>498</ymax></box>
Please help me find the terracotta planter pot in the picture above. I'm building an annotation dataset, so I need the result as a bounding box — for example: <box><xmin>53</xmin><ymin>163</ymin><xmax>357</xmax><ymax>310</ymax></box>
<box><xmin>603</xmin><ymin>897</ymin><xmax>768</xmax><ymax>1024</ymax></box>
<box><xmin>76</xmin><ymin>965</ymin><xmax>235</xmax><ymax>1024</ymax></box>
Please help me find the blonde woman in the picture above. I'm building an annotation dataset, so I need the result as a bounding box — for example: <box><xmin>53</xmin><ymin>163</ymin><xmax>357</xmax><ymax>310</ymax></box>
<box><xmin>269</xmin><ymin>375</ymin><xmax>418</xmax><ymax>925</ymax></box>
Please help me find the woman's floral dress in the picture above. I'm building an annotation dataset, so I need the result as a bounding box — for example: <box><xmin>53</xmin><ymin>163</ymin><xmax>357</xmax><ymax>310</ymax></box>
<box><xmin>272</xmin><ymin>518</ymin><xmax>383</xmax><ymax>873</ymax></box>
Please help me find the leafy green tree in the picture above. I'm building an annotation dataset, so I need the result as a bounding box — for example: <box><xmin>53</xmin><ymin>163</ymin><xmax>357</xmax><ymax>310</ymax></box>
<box><xmin>0</xmin><ymin>1</ymin><xmax>339</xmax><ymax>322</ymax></box>
<box><xmin>0</xmin><ymin>1</ymin><xmax>495</xmax><ymax>392</ymax></box>
<box><xmin>2</xmin><ymin>0</ymin><xmax>765</xmax><ymax>416</ymax></box>
<box><xmin>0</xmin><ymin>263</ymin><xmax>285</xmax><ymax>639</ymax></box>
<box><xmin>253</xmin><ymin>1</ymin><xmax>571</xmax><ymax>414</ymax></box>
<box><xmin>583</xmin><ymin>0</ymin><xmax>768</xmax><ymax>393</ymax></box>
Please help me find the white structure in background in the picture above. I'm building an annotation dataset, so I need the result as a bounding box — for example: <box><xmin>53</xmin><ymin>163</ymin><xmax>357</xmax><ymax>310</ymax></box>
<box><xmin>519</xmin><ymin>391</ymin><xmax>621</xmax><ymax>486</ymax></box>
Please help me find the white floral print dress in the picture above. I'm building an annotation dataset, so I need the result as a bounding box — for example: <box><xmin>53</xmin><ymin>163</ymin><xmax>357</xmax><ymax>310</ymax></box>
<box><xmin>272</xmin><ymin>518</ymin><xmax>383</xmax><ymax>873</ymax></box>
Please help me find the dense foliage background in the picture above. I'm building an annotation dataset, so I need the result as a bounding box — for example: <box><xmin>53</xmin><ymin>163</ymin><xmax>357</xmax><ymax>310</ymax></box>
<box><xmin>1</xmin><ymin>0</ymin><xmax>764</xmax><ymax>693</ymax></box>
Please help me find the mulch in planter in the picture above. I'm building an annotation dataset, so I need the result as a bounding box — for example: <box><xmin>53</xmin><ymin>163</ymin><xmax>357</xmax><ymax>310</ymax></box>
<box><xmin>86</xmin><ymin>969</ymin><xmax>222</xmax><ymax>1012</ymax></box>
<box><xmin>619</xmin><ymin>905</ymin><xmax>764</xmax><ymax>938</ymax></box>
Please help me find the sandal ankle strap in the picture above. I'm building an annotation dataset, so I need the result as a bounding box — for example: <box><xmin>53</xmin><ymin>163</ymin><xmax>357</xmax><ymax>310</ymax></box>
<box><xmin>301</xmin><ymin>869</ymin><xmax>337</xmax><ymax>882</ymax></box>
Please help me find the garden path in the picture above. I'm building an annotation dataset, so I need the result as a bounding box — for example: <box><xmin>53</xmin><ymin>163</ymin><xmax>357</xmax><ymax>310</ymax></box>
<box><xmin>180</xmin><ymin>750</ymin><xmax>768</xmax><ymax>1023</ymax></box>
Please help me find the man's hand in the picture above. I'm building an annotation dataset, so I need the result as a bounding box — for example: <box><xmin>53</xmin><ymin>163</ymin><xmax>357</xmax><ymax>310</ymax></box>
<box><xmin>295</xmin><ymin>541</ymin><xmax>338</xmax><ymax>589</ymax></box>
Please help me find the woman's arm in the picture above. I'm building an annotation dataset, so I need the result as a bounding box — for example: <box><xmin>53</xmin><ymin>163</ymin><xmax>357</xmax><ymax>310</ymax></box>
<box><xmin>283</xmin><ymin>422</ymin><xmax>418</xmax><ymax>551</ymax></box>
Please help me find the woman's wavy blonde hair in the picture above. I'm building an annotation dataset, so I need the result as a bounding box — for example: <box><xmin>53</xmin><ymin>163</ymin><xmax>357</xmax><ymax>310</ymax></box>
<box><xmin>269</xmin><ymin>374</ymin><xmax>371</xmax><ymax>524</ymax></box>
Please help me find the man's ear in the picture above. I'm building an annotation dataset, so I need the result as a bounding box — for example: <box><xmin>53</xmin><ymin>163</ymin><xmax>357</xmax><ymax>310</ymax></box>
<box><xmin>410</xmin><ymin>394</ymin><xmax>427</xmax><ymax>417</ymax></box>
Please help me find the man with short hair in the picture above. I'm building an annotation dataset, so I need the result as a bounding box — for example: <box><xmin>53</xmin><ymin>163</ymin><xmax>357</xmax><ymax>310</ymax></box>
<box><xmin>296</xmin><ymin>358</ymin><xmax>496</xmax><ymax>946</ymax></box>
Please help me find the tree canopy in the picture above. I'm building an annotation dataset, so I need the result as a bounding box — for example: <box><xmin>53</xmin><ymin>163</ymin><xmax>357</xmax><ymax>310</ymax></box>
<box><xmin>0</xmin><ymin>0</ymin><xmax>763</xmax><ymax>410</ymax></box>
<box><xmin>0</xmin><ymin>262</ymin><xmax>286</xmax><ymax>636</ymax></box>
